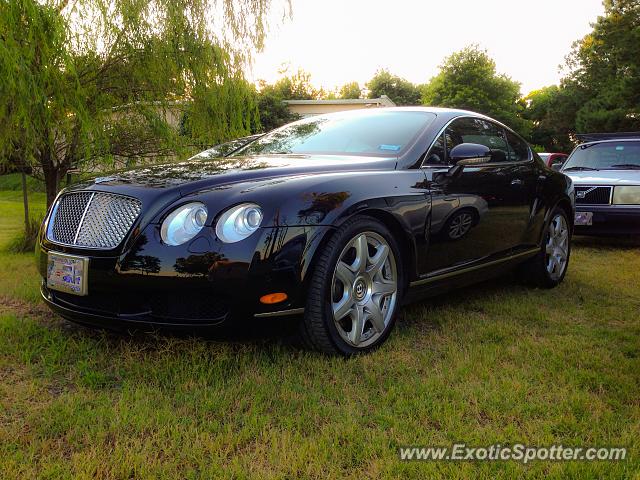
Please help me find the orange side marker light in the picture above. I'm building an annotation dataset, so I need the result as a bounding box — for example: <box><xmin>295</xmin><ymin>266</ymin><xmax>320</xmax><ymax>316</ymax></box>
<box><xmin>260</xmin><ymin>292</ymin><xmax>288</xmax><ymax>304</ymax></box>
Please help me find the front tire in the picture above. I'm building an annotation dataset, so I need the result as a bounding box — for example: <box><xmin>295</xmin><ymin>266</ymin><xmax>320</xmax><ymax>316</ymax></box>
<box><xmin>300</xmin><ymin>216</ymin><xmax>403</xmax><ymax>356</ymax></box>
<box><xmin>518</xmin><ymin>207</ymin><xmax>571</xmax><ymax>288</ymax></box>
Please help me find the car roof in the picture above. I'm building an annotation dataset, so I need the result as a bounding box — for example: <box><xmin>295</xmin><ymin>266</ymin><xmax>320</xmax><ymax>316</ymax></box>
<box><xmin>576</xmin><ymin>132</ymin><xmax>640</xmax><ymax>142</ymax></box>
<box><xmin>380</xmin><ymin>106</ymin><xmax>494</xmax><ymax>118</ymax></box>
<box><xmin>312</xmin><ymin>105</ymin><xmax>494</xmax><ymax>120</ymax></box>
<box><xmin>578</xmin><ymin>138</ymin><xmax>640</xmax><ymax>147</ymax></box>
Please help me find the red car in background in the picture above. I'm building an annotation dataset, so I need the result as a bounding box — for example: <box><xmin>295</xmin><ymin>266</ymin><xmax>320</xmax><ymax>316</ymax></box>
<box><xmin>539</xmin><ymin>152</ymin><xmax>569</xmax><ymax>170</ymax></box>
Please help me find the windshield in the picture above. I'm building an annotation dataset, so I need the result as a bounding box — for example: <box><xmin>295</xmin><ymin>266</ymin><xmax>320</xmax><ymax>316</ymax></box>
<box><xmin>190</xmin><ymin>135</ymin><xmax>262</xmax><ymax>160</ymax></box>
<box><xmin>232</xmin><ymin>110</ymin><xmax>436</xmax><ymax>157</ymax></box>
<box><xmin>563</xmin><ymin>141</ymin><xmax>640</xmax><ymax>171</ymax></box>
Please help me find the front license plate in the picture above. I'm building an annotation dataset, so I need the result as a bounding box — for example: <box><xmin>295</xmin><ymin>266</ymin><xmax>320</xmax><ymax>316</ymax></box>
<box><xmin>47</xmin><ymin>252</ymin><xmax>89</xmax><ymax>296</ymax></box>
<box><xmin>575</xmin><ymin>211</ymin><xmax>593</xmax><ymax>226</ymax></box>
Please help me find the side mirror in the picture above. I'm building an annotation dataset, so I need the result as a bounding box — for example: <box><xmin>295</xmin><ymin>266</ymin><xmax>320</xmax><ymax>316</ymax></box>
<box><xmin>551</xmin><ymin>163</ymin><xmax>563</xmax><ymax>171</ymax></box>
<box><xmin>449</xmin><ymin>143</ymin><xmax>492</xmax><ymax>166</ymax></box>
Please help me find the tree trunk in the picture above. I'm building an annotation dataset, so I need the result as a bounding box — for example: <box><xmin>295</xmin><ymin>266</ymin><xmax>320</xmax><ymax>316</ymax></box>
<box><xmin>21</xmin><ymin>170</ymin><xmax>29</xmax><ymax>231</ymax></box>
<box><xmin>43</xmin><ymin>163</ymin><xmax>61</xmax><ymax>208</ymax></box>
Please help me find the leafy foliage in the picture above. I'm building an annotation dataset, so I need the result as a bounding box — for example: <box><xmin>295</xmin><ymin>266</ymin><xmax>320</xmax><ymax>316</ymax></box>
<box><xmin>564</xmin><ymin>0</ymin><xmax>640</xmax><ymax>133</ymax></box>
<box><xmin>524</xmin><ymin>85</ymin><xmax>585</xmax><ymax>152</ymax></box>
<box><xmin>256</xmin><ymin>90</ymin><xmax>299</xmax><ymax>132</ymax></box>
<box><xmin>254</xmin><ymin>70</ymin><xmax>318</xmax><ymax>132</ymax></box>
<box><xmin>366</xmin><ymin>69</ymin><xmax>421</xmax><ymax>106</ymax></box>
<box><xmin>422</xmin><ymin>45</ymin><xmax>530</xmax><ymax>136</ymax></box>
<box><xmin>339</xmin><ymin>82</ymin><xmax>361</xmax><ymax>99</ymax></box>
<box><xmin>0</xmin><ymin>0</ymin><xmax>287</xmax><ymax>206</ymax></box>
<box><xmin>264</xmin><ymin>69</ymin><xmax>319</xmax><ymax>100</ymax></box>
<box><xmin>524</xmin><ymin>0</ymin><xmax>640</xmax><ymax>151</ymax></box>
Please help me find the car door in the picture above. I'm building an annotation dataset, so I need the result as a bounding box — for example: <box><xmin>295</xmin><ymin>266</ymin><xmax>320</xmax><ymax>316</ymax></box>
<box><xmin>423</xmin><ymin>117</ymin><xmax>534</xmax><ymax>272</ymax></box>
<box><xmin>502</xmin><ymin>128</ymin><xmax>541</xmax><ymax>249</ymax></box>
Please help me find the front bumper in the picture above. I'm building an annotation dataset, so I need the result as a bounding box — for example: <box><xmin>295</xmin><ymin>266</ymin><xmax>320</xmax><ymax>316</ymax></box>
<box><xmin>574</xmin><ymin>205</ymin><xmax>640</xmax><ymax>236</ymax></box>
<box><xmin>38</xmin><ymin>223</ymin><xmax>331</xmax><ymax>329</ymax></box>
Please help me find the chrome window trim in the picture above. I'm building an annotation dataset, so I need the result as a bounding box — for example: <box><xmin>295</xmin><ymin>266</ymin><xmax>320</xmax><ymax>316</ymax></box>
<box><xmin>419</xmin><ymin>114</ymin><xmax>533</xmax><ymax>169</ymax></box>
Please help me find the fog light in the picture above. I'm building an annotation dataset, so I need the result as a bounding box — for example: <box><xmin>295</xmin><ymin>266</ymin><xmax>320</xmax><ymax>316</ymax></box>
<box><xmin>260</xmin><ymin>293</ymin><xmax>288</xmax><ymax>304</ymax></box>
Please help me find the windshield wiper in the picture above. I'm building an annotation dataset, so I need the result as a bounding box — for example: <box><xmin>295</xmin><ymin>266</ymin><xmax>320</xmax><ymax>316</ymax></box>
<box><xmin>607</xmin><ymin>164</ymin><xmax>640</xmax><ymax>170</ymax></box>
<box><xmin>563</xmin><ymin>166</ymin><xmax>599</xmax><ymax>171</ymax></box>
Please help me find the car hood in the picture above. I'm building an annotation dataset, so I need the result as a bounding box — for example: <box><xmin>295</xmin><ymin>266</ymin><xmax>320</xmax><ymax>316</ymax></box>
<box><xmin>563</xmin><ymin>169</ymin><xmax>640</xmax><ymax>186</ymax></box>
<box><xmin>71</xmin><ymin>154</ymin><xmax>395</xmax><ymax>194</ymax></box>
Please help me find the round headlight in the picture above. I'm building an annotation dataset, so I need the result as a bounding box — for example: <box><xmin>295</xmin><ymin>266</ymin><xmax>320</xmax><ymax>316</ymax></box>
<box><xmin>216</xmin><ymin>203</ymin><xmax>263</xmax><ymax>243</ymax></box>
<box><xmin>160</xmin><ymin>202</ymin><xmax>208</xmax><ymax>246</ymax></box>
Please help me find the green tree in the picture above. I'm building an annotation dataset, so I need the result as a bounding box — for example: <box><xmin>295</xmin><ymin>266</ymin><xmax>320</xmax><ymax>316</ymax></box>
<box><xmin>0</xmin><ymin>0</ymin><xmax>286</xmax><ymax>207</ymax></box>
<box><xmin>268</xmin><ymin>69</ymin><xmax>319</xmax><ymax>100</ymax></box>
<box><xmin>366</xmin><ymin>70</ymin><xmax>421</xmax><ymax>105</ymax></box>
<box><xmin>256</xmin><ymin>82</ymin><xmax>299</xmax><ymax>132</ymax></box>
<box><xmin>564</xmin><ymin>0</ymin><xmax>640</xmax><ymax>132</ymax></box>
<box><xmin>254</xmin><ymin>69</ymin><xmax>317</xmax><ymax>132</ymax></box>
<box><xmin>339</xmin><ymin>82</ymin><xmax>361</xmax><ymax>99</ymax></box>
<box><xmin>422</xmin><ymin>45</ymin><xmax>530</xmax><ymax>136</ymax></box>
<box><xmin>524</xmin><ymin>84</ymin><xmax>585</xmax><ymax>152</ymax></box>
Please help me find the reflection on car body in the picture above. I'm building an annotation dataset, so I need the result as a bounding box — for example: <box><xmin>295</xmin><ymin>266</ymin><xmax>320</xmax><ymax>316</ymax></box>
<box><xmin>430</xmin><ymin>194</ymin><xmax>489</xmax><ymax>241</ymax></box>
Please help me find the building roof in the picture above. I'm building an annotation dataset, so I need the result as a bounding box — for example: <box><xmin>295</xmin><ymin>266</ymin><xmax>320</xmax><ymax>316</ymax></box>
<box><xmin>283</xmin><ymin>95</ymin><xmax>396</xmax><ymax>107</ymax></box>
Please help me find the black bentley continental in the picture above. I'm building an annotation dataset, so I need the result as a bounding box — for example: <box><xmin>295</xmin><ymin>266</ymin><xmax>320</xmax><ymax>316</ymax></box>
<box><xmin>38</xmin><ymin>108</ymin><xmax>575</xmax><ymax>355</ymax></box>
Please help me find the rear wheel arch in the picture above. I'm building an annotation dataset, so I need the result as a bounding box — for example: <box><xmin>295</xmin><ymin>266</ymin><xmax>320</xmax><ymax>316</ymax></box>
<box><xmin>541</xmin><ymin>196</ymin><xmax>574</xmax><ymax>243</ymax></box>
<box><xmin>555</xmin><ymin>198</ymin><xmax>574</xmax><ymax>228</ymax></box>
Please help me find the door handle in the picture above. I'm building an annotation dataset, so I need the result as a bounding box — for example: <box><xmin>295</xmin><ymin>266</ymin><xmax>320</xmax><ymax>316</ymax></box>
<box><xmin>511</xmin><ymin>179</ymin><xmax>524</xmax><ymax>186</ymax></box>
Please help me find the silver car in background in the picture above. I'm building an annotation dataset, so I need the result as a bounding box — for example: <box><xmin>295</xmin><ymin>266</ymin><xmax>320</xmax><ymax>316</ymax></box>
<box><xmin>561</xmin><ymin>133</ymin><xmax>640</xmax><ymax>235</ymax></box>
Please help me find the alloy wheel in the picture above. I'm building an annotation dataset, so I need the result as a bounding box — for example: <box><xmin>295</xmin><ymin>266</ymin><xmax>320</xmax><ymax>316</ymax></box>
<box><xmin>331</xmin><ymin>231</ymin><xmax>398</xmax><ymax>348</ymax></box>
<box><xmin>545</xmin><ymin>213</ymin><xmax>569</xmax><ymax>280</ymax></box>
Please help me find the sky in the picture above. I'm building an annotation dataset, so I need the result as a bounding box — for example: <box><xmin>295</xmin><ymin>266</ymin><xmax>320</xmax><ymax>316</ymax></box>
<box><xmin>249</xmin><ymin>0</ymin><xmax>605</xmax><ymax>96</ymax></box>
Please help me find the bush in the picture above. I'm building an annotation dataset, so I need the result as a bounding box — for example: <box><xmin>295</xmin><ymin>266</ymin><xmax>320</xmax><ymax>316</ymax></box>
<box><xmin>7</xmin><ymin>216</ymin><xmax>43</xmax><ymax>253</ymax></box>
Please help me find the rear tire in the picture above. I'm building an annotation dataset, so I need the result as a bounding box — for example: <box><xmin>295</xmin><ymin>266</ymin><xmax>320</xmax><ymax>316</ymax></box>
<box><xmin>300</xmin><ymin>216</ymin><xmax>403</xmax><ymax>356</ymax></box>
<box><xmin>518</xmin><ymin>207</ymin><xmax>571</xmax><ymax>288</ymax></box>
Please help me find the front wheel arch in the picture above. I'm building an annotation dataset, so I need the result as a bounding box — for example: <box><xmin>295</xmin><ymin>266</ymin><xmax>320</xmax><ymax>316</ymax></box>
<box><xmin>300</xmin><ymin>208</ymin><xmax>417</xmax><ymax>298</ymax></box>
<box><xmin>323</xmin><ymin>208</ymin><xmax>416</xmax><ymax>293</ymax></box>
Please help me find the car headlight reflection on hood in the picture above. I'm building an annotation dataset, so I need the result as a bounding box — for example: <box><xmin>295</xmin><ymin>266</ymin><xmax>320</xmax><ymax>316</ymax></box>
<box><xmin>160</xmin><ymin>202</ymin><xmax>208</xmax><ymax>246</ymax></box>
<box><xmin>215</xmin><ymin>203</ymin><xmax>263</xmax><ymax>243</ymax></box>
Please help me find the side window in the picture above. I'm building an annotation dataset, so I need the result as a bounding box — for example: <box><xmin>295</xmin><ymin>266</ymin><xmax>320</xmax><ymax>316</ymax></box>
<box><xmin>505</xmin><ymin>130</ymin><xmax>531</xmax><ymax>162</ymax></box>
<box><xmin>445</xmin><ymin>118</ymin><xmax>509</xmax><ymax>163</ymax></box>
<box><xmin>423</xmin><ymin>133</ymin><xmax>446</xmax><ymax>165</ymax></box>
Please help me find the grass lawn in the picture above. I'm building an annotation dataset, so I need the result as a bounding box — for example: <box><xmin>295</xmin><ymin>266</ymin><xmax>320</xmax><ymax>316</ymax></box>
<box><xmin>0</xmin><ymin>185</ymin><xmax>639</xmax><ymax>478</ymax></box>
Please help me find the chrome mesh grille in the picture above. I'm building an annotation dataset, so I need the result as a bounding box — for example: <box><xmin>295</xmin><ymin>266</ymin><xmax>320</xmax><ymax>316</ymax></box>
<box><xmin>48</xmin><ymin>192</ymin><xmax>142</xmax><ymax>249</ymax></box>
<box><xmin>51</xmin><ymin>192</ymin><xmax>93</xmax><ymax>245</ymax></box>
